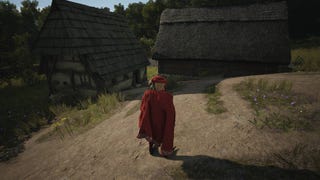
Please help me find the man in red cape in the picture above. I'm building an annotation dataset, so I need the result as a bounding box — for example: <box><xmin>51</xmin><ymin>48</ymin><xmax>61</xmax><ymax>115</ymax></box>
<box><xmin>137</xmin><ymin>75</ymin><xmax>176</xmax><ymax>157</ymax></box>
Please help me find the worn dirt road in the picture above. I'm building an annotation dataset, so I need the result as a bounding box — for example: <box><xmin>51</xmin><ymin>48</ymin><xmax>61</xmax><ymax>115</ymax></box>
<box><xmin>0</xmin><ymin>73</ymin><xmax>319</xmax><ymax>179</ymax></box>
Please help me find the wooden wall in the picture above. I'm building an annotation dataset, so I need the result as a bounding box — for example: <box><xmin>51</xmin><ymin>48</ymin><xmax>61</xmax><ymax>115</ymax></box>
<box><xmin>46</xmin><ymin>55</ymin><xmax>148</xmax><ymax>98</ymax></box>
<box><xmin>48</xmin><ymin>55</ymin><xmax>97</xmax><ymax>97</ymax></box>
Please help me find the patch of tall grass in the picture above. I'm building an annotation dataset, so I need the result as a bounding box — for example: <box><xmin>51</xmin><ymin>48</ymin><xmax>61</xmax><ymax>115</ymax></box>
<box><xmin>147</xmin><ymin>66</ymin><xmax>158</xmax><ymax>80</ymax></box>
<box><xmin>291</xmin><ymin>47</ymin><xmax>320</xmax><ymax>72</ymax></box>
<box><xmin>234</xmin><ymin>78</ymin><xmax>318</xmax><ymax>131</ymax></box>
<box><xmin>38</xmin><ymin>93</ymin><xmax>123</xmax><ymax>141</ymax></box>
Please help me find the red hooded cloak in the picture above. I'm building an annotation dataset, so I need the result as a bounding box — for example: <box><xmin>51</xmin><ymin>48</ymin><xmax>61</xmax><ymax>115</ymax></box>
<box><xmin>137</xmin><ymin>89</ymin><xmax>176</xmax><ymax>156</ymax></box>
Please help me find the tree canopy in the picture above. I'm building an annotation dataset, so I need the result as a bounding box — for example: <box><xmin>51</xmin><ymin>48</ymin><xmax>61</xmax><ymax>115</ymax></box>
<box><xmin>0</xmin><ymin>0</ymin><xmax>50</xmax><ymax>83</ymax></box>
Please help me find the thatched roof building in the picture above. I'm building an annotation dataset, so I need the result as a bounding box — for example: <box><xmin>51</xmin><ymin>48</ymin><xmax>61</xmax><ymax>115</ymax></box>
<box><xmin>33</xmin><ymin>0</ymin><xmax>149</xmax><ymax>99</ymax></box>
<box><xmin>153</xmin><ymin>1</ymin><xmax>290</xmax><ymax>76</ymax></box>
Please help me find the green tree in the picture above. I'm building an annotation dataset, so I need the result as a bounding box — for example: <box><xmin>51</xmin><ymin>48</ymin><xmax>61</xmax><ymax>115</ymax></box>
<box><xmin>114</xmin><ymin>3</ymin><xmax>125</xmax><ymax>16</ymax></box>
<box><xmin>37</xmin><ymin>5</ymin><xmax>50</xmax><ymax>30</ymax></box>
<box><xmin>20</xmin><ymin>0</ymin><xmax>40</xmax><ymax>44</ymax></box>
<box><xmin>0</xmin><ymin>1</ymin><xmax>21</xmax><ymax>69</ymax></box>
<box><xmin>102</xmin><ymin>7</ymin><xmax>110</xmax><ymax>12</ymax></box>
<box><xmin>125</xmin><ymin>2</ymin><xmax>146</xmax><ymax>38</ymax></box>
<box><xmin>0</xmin><ymin>0</ymin><xmax>42</xmax><ymax>82</ymax></box>
<box><xmin>142</xmin><ymin>0</ymin><xmax>166</xmax><ymax>39</ymax></box>
<box><xmin>11</xmin><ymin>33</ymin><xmax>39</xmax><ymax>85</ymax></box>
<box><xmin>164</xmin><ymin>0</ymin><xmax>191</xmax><ymax>8</ymax></box>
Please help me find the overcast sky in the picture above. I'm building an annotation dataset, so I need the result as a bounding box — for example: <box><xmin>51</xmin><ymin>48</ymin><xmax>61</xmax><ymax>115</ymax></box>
<box><xmin>10</xmin><ymin>0</ymin><xmax>148</xmax><ymax>11</ymax></box>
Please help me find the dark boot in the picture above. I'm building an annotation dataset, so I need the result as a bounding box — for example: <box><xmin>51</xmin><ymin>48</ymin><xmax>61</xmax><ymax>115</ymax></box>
<box><xmin>149</xmin><ymin>142</ymin><xmax>155</xmax><ymax>155</ymax></box>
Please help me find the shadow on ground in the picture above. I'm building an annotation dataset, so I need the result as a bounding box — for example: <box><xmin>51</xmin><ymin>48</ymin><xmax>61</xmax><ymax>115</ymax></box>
<box><xmin>152</xmin><ymin>150</ymin><xmax>319</xmax><ymax>179</ymax></box>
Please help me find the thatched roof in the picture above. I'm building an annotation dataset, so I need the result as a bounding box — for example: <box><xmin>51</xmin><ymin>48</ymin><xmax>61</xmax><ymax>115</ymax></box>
<box><xmin>153</xmin><ymin>1</ymin><xmax>290</xmax><ymax>64</ymax></box>
<box><xmin>34</xmin><ymin>0</ymin><xmax>149</xmax><ymax>79</ymax></box>
<box><xmin>160</xmin><ymin>1</ymin><xmax>288</xmax><ymax>23</ymax></box>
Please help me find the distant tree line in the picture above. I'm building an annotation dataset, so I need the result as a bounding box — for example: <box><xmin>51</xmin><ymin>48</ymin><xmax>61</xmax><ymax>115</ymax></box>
<box><xmin>0</xmin><ymin>0</ymin><xmax>319</xmax><ymax>79</ymax></box>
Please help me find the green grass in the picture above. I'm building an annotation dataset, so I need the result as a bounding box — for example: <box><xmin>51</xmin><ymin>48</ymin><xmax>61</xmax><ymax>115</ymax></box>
<box><xmin>291</xmin><ymin>47</ymin><xmax>320</xmax><ymax>72</ymax></box>
<box><xmin>0</xmin><ymin>74</ymin><xmax>124</xmax><ymax>160</ymax></box>
<box><xmin>147</xmin><ymin>66</ymin><xmax>158</xmax><ymax>80</ymax></box>
<box><xmin>234</xmin><ymin>78</ymin><xmax>318</xmax><ymax>131</ymax></box>
<box><xmin>206</xmin><ymin>84</ymin><xmax>227</xmax><ymax>114</ymax></box>
<box><xmin>38</xmin><ymin>93</ymin><xmax>123</xmax><ymax>141</ymax></box>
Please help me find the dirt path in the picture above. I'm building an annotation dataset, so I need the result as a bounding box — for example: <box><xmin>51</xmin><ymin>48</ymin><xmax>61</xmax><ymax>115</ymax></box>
<box><xmin>0</xmin><ymin>73</ymin><xmax>319</xmax><ymax>179</ymax></box>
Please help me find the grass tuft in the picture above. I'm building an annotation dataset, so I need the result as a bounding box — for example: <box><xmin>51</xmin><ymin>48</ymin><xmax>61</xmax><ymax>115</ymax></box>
<box><xmin>206</xmin><ymin>84</ymin><xmax>227</xmax><ymax>114</ymax></box>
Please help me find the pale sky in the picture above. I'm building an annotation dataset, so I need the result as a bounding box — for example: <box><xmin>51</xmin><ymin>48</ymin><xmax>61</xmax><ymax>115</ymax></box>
<box><xmin>9</xmin><ymin>0</ymin><xmax>149</xmax><ymax>11</ymax></box>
